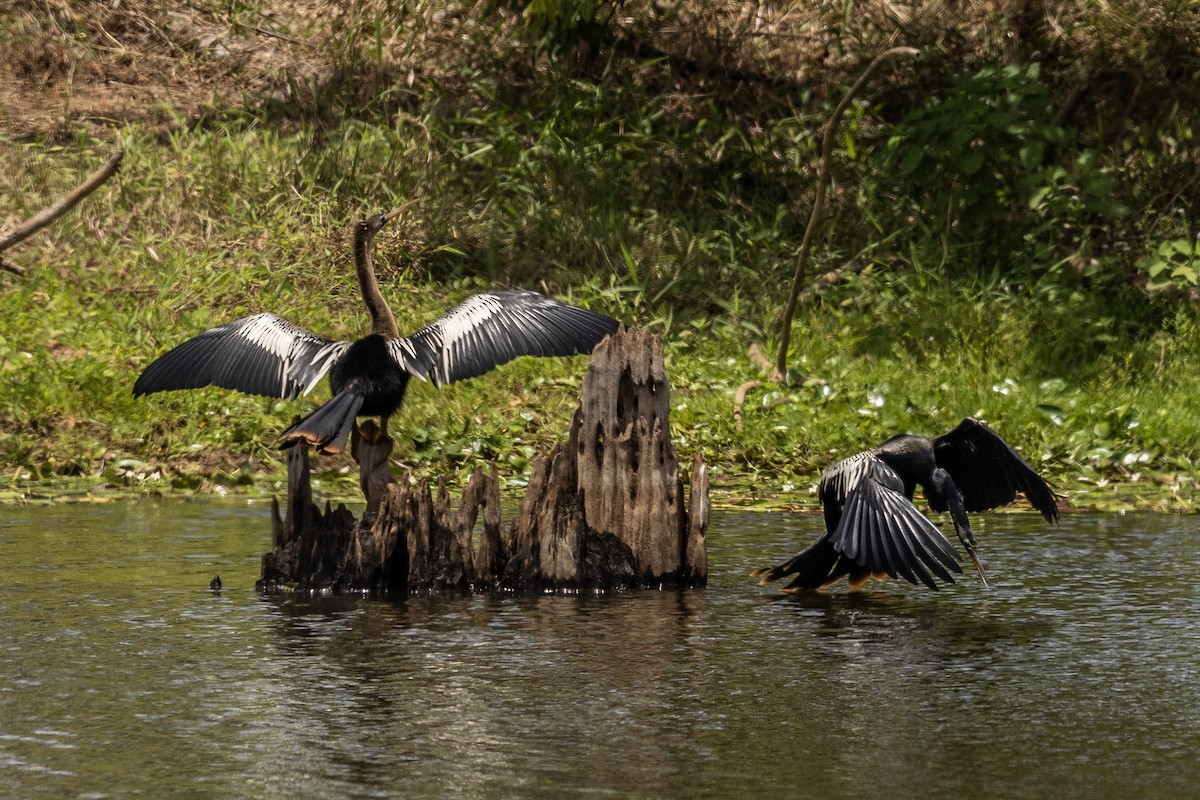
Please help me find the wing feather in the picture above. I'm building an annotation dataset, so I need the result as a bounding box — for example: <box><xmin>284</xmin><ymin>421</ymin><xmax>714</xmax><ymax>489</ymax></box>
<box><xmin>934</xmin><ymin>417</ymin><xmax>1059</xmax><ymax>522</ymax></box>
<box><xmin>819</xmin><ymin>450</ymin><xmax>875</xmax><ymax>532</ymax></box>
<box><xmin>840</xmin><ymin>490</ymin><xmax>865</xmax><ymax>563</ymax></box>
<box><xmin>827</xmin><ymin>456</ymin><xmax>962</xmax><ymax>590</ymax></box>
<box><xmin>133</xmin><ymin>313</ymin><xmax>346</xmax><ymax>400</ymax></box>
<box><xmin>873</xmin><ymin>501</ymin><xmax>914</xmax><ymax>584</ymax></box>
<box><xmin>397</xmin><ymin>291</ymin><xmax>618</xmax><ymax>386</ymax></box>
<box><xmin>898</xmin><ymin>509</ymin><xmax>961</xmax><ymax>585</ymax></box>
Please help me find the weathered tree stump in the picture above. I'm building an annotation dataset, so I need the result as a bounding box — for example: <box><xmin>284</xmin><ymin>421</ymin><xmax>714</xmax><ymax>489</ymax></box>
<box><xmin>256</xmin><ymin>327</ymin><xmax>709</xmax><ymax>594</ymax></box>
<box><xmin>504</xmin><ymin>327</ymin><xmax>708</xmax><ymax>590</ymax></box>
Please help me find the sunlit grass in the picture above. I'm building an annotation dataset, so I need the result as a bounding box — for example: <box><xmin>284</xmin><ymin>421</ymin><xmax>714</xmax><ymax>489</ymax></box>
<box><xmin>2</xmin><ymin>39</ymin><xmax>1199</xmax><ymax>509</ymax></box>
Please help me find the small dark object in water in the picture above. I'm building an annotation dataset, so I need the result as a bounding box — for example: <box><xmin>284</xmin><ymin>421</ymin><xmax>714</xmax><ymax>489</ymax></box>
<box><xmin>752</xmin><ymin>418</ymin><xmax>1058</xmax><ymax>592</ymax></box>
<box><xmin>209</xmin><ymin>575</ymin><xmax>222</xmax><ymax>591</ymax></box>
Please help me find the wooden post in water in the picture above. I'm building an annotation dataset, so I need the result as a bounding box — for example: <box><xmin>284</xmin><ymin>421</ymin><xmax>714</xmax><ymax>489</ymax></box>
<box><xmin>256</xmin><ymin>327</ymin><xmax>708</xmax><ymax>594</ymax></box>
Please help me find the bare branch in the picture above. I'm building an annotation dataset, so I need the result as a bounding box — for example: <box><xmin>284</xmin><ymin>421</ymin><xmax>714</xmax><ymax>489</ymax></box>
<box><xmin>774</xmin><ymin>48</ymin><xmax>918</xmax><ymax>380</ymax></box>
<box><xmin>733</xmin><ymin>380</ymin><xmax>761</xmax><ymax>432</ymax></box>
<box><xmin>747</xmin><ymin>341</ymin><xmax>775</xmax><ymax>375</ymax></box>
<box><xmin>0</xmin><ymin>149</ymin><xmax>124</xmax><ymax>256</ymax></box>
<box><xmin>1</xmin><ymin>258</ymin><xmax>27</xmax><ymax>277</ymax></box>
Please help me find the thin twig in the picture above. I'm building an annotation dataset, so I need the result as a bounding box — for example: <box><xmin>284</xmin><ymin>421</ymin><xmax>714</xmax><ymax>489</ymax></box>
<box><xmin>773</xmin><ymin>47</ymin><xmax>918</xmax><ymax>380</ymax></box>
<box><xmin>0</xmin><ymin>149</ymin><xmax>124</xmax><ymax>256</ymax></box>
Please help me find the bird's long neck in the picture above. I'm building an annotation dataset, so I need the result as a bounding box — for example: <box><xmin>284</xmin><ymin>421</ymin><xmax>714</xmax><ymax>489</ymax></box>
<box><xmin>354</xmin><ymin>224</ymin><xmax>399</xmax><ymax>339</ymax></box>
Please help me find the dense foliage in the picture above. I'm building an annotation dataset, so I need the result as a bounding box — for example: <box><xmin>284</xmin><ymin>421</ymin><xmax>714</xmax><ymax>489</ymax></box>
<box><xmin>1</xmin><ymin>1</ymin><xmax>1198</xmax><ymax>509</ymax></box>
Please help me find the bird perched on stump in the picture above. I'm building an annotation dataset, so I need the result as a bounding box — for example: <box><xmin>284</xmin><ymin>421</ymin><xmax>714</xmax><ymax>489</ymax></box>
<box><xmin>752</xmin><ymin>418</ymin><xmax>1058</xmax><ymax>592</ymax></box>
<box><xmin>133</xmin><ymin>209</ymin><xmax>620</xmax><ymax>454</ymax></box>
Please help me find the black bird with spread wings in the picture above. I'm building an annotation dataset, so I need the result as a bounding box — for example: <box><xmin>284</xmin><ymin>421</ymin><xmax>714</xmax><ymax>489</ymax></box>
<box><xmin>133</xmin><ymin>211</ymin><xmax>619</xmax><ymax>454</ymax></box>
<box><xmin>752</xmin><ymin>418</ymin><xmax>1058</xmax><ymax>591</ymax></box>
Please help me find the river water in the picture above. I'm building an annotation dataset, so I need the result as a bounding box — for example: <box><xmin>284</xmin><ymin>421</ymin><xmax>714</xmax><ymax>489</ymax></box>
<box><xmin>1</xmin><ymin>500</ymin><xmax>1197</xmax><ymax>799</ymax></box>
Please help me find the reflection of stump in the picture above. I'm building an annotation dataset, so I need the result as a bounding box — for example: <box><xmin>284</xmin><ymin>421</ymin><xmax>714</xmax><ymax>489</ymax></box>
<box><xmin>256</xmin><ymin>327</ymin><xmax>708</xmax><ymax>594</ymax></box>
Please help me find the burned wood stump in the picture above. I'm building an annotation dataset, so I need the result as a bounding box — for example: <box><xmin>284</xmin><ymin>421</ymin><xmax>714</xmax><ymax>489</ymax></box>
<box><xmin>256</xmin><ymin>327</ymin><xmax>709</xmax><ymax>594</ymax></box>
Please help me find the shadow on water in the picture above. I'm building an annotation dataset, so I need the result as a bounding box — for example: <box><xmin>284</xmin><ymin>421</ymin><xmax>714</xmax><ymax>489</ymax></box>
<box><xmin>767</xmin><ymin>586</ymin><xmax>1058</xmax><ymax>652</ymax></box>
<box><xmin>2</xmin><ymin>501</ymin><xmax>1199</xmax><ymax>799</ymax></box>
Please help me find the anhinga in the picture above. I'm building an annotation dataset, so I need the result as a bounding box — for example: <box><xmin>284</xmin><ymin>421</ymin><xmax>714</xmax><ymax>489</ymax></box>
<box><xmin>752</xmin><ymin>418</ymin><xmax>1058</xmax><ymax>592</ymax></box>
<box><xmin>133</xmin><ymin>211</ymin><xmax>620</xmax><ymax>454</ymax></box>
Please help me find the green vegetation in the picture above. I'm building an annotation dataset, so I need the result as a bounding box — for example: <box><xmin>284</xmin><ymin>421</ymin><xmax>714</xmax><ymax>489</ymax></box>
<box><xmin>1</xmin><ymin>1</ymin><xmax>1198</xmax><ymax>510</ymax></box>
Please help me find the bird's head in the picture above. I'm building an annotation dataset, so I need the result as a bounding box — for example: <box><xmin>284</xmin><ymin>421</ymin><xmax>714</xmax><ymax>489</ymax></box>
<box><xmin>357</xmin><ymin>212</ymin><xmax>391</xmax><ymax>240</ymax></box>
<box><xmin>358</xmin><ymin>199</ymin><xmax>420</xmax><ymax>241</ymax></box>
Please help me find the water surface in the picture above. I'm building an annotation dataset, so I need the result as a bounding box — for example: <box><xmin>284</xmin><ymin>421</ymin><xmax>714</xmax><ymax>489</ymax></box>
<box><xmin>1</xmin><ymin>501</ymin><xmax>1197</xmax><ymax>798</ymax></box>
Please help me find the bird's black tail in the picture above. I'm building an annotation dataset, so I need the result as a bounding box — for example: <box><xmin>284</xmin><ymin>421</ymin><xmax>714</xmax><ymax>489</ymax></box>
<box><xmin>751</xmin><ymin>536</ymin><xmax>849</xmax><ymax>592</ymax></box>
<box><xmin>279</xmin><ymin>389</ymin><xmax>364</xmax><ymax>454</ymax></box>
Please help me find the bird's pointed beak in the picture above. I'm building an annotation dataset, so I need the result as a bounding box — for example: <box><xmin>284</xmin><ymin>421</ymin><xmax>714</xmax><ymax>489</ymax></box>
<box><xmin>966</xmin><ymin>545</ymin><xmax>989</xmax><ymax>588</ymax></box>
<box><xmin>384</xmin><ymin>198</ymin><xmax>420</xmax><ymax>223</ymax></box>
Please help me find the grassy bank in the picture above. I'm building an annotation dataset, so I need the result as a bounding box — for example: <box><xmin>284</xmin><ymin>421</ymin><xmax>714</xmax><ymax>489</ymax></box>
<box><xmin>2</xmin><ymin>119</ymin><xmax>1198</xmax><ymax>511</ymax></box>
<box><xmin>1</xmin><ymin>2</ymin><xmax>1198</xmax><ymax>511</ymax></box>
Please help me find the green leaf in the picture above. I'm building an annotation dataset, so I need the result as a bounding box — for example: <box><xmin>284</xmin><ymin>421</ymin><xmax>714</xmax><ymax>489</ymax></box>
<box><xmin>1029</xmin><ymin>184</ymin><xmax>1054</xmax><ymax>210</ymax></box>
<box><xmin>900</xmin><ymin>146</ymin><xmax>924</xmax><ymax>175</ymax></box>
<box><xmin>1170</xmin><ymin>238</ymin><xmax>1196</xmax><ymax>256</ymax></box>
<box><xmin>959</xmin><ymin>149</ymin><xmax>985</xmax><ymax>176</ymax></box>
<box><xmin>1020</xmin><ymin>141</ymin><xmax>1044</xmax><ymax>168</ymax></box>
<box><xmin>1084</xmin><ymin>174</ymin><xmax>1112</xmax><ymax>197</ymax></box>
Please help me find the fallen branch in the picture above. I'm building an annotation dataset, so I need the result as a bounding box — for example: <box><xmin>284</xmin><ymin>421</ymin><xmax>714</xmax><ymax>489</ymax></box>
<box><xmin>0</xmin><ymin>149</ymin><xmax>124</xmax><ymax>258</ymax></box>
<box><xmin>747</xmin><ymin>341</ymin><xmax>775</xmax><ymax>375</ymax></box>
<box><xmin>735</xmin><ymin>343</ymin><xmax>774</xmax><ymax>432</ymax></box>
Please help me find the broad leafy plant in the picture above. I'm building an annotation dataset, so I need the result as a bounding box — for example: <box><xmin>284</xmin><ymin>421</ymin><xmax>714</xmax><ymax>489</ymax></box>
<box><xmin>880</xmin><ymin>63</ymin><xmax>1124</xmax><ymax>277</ymax></box>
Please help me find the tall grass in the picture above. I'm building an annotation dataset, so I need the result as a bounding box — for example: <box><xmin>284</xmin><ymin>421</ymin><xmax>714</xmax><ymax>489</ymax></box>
<box><xmin>1</xmin><ymin>1</ymin><xmax>1198</xmax><ymax>508</ymax></box>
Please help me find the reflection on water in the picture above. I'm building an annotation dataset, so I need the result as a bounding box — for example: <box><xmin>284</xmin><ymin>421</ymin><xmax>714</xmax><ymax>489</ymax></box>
<box><xmin>1</xmin><ymin>501</ymin><xmax>1198</xmax><ymax>799</ymax></box>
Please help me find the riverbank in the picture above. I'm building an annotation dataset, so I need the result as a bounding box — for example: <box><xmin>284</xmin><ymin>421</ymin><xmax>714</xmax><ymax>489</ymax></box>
<box><xmin>2</xmin><ymin>2</ymin><xmax>1197</xmax><ymax>512</ymax></box>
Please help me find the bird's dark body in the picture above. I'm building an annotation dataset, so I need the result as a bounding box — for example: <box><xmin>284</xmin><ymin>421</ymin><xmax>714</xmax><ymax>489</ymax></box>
<box><xmin>754</xmin><ymin>418</ymin><xmax>1058</xmax><ymax>592</ymax></box>
<box><xmin>866</xmin><ymin>435</ymin><xmax>931</xmax><ymax>497</ymax></box>
<box><xmin>329</xmin><ymin>334</ymin><xmax>411</xmax><ymax>418</ymax></box>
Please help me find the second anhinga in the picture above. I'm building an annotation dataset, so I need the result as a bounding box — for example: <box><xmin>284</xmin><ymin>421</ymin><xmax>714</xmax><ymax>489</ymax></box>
<box><xmin>133</xmin><ymin>210</ymin><xmax>619</xmax><ymax>454</ymax></box>
<box><xmin>753</xmin><ymin>418</ymin><xmax>1058</xmax><ymax>592</ymax></box>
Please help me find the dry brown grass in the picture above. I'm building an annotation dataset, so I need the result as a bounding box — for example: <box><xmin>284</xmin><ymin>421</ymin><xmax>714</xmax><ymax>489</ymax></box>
<box><xmin>1</xmin><ymin>1</ymin><xmax>278</xmax><ymax>136</ymax></box>
<box><xmin>1</xmin><ymin>1</ymin><xmax>1195</xmax><ymax>139</ymax></box>
<box><xmin>0</xmin><ymin>0</ymin><xmax>373</xmax><ymax>138</ymax></box>
<box><xmin>613</xmin><ymin>0</ymin><xmax>1198</xmax><ymax>100</ymax></box>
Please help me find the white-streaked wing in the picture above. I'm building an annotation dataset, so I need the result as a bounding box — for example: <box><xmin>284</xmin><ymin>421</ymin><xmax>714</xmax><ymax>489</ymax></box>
<box><xmin>396</xmin><ymin>290</ymin><xmax>619</xmax><ymax>386</ymax></box>
<box><xmin>384</xmin><ymin>335</ymin><xmax>429</xmax><ymax>381</ymax></box>
<box><xmin>824</xmin><ymin>455</ymin><xmax>962</xmax><ymax>590</ymax></box>
<box><xmin>133</xmin><ymin>313</ymin><xmax>348</xmax><ymax>400</ymax></box>
<box><xmin>819</xmin><ymin>450</ymin><xmax>884</xmax><ymax>508</ymax></box>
